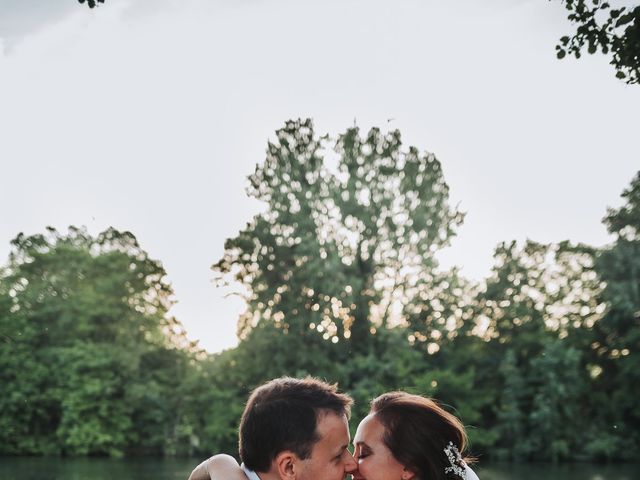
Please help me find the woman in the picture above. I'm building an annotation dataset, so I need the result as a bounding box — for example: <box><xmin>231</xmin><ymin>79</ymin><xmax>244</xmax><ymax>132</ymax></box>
<box><xmin>193</xmin><ymin>391</ymin><xmax>479</xmax><ymax>480</ymax></box>
<box><xmin>352</xmin><ymin>391</ymin><xmax>479</xmax><ymax>480</ymax></box>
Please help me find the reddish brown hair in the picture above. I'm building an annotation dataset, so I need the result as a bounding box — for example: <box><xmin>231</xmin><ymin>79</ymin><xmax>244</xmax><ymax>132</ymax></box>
<box><xmin>370</xmin><ymin>392</ymin><xmax>471</xmax><ymax>480</ymax></box>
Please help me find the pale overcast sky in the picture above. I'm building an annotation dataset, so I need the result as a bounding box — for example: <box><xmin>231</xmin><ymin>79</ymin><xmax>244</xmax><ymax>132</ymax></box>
<box><xmin>1</xmin><ymin>0</ymin><xmax>638</xmax><ymax>353</ymax></box>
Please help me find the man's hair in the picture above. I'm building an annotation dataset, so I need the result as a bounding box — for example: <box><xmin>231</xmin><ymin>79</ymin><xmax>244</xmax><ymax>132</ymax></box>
<box><xmin>239</xmin><ymin>376</ymin><xmax>352</xmax><ymax>472</ymax></box>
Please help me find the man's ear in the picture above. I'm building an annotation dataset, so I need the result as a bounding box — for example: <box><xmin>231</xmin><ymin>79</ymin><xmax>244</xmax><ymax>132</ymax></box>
<box><xmin>274</xmin><ymin>451</ymin><xmax>300</xmax><ymax>480</ymax></box>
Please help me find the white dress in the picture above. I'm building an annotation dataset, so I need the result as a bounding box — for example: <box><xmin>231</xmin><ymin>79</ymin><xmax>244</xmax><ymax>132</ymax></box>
<box><xmin>465</xmin><ymin>464</ymin><xmax>480</xmax><ymax>480</ymax></box>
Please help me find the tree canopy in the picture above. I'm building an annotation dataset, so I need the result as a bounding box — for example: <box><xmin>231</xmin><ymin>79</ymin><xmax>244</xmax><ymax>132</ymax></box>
<box><xmin>213</xmin><ymin>119</ymin><xmax>463</xmax><ymax>352</ymax></box>
<box><xmin>556</xmin><ymin>0</ymin><xmax>640</xmax><ymax>84</ymax></box>
<box><xmin>0</xmin><ymin>227</ymin><xmax>197</xmax><ymax>456</ymax></box>
<box><xmin>1</xmin><ymin>127</ymin><xmax>638</xmax><ymax>463</ymax></box>
<box><xmin>78</xmin><ymin>0</ymin><xmax>105</xmax><ymax>8</ymax></box>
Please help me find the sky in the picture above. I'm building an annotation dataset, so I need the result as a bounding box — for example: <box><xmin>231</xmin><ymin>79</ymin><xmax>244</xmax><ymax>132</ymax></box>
<box><xmin>0</xmin><ymin>0</ymin><xmax>638</xmax><ymax>354</ymax></box>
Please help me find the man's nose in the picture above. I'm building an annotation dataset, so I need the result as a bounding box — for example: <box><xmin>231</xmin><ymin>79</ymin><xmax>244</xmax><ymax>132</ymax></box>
<box><xmin>343</xmin><ymin>450</ymin><xmax>357</xmax><ymax>473</ymax></box>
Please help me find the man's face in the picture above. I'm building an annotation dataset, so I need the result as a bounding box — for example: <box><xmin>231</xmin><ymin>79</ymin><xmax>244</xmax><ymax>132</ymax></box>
<box><xmin>296</xmin><ymin>412</ymin><xmax>356</xmax><ymax>480</ymax></box>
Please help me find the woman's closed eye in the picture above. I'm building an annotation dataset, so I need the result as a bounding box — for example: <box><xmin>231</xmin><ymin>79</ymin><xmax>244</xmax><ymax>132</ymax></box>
<box><xmin>356</xmin><ymin>447</ymin><xmax>372</xmax><ymax>460</ymax></box>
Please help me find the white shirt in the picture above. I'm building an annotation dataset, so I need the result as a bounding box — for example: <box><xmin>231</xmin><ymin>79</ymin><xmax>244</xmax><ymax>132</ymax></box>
<box><xmin>241</xmin><ymin>463</ymin><xmax>261</xmax><ymax>480</ymax></box>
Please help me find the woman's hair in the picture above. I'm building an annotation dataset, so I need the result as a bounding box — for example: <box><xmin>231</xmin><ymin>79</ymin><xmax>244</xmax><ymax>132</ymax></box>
<box><xmin>370</xmin><ymin>391</ymin><xmax>472</xmax><ymax>480</ymax></box>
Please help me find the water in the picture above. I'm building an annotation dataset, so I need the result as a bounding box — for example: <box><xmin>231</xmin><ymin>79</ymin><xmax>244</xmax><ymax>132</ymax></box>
<box><xmin>0</xmin><ymin>457</ymin><xmax>637</xmax><ymax>480</ymax></box>
<box><xmin>476</xmin><ymin>463</ymin><xmax>639</xmax><ymax>480</ymax></box>
<box><xmin>0</xmin><ymin>457</ymin><xmax>198</xmax><ymax>480</ymax></box>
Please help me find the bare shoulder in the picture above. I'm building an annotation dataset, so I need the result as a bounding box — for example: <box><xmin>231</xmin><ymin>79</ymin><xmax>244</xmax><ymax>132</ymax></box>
<box><xmin>187</xmin><ymin>454</ymin><xmax>245</xmax><ymax>480</ymax></box>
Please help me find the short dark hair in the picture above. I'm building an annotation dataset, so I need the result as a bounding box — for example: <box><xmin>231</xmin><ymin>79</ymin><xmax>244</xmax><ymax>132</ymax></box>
<box><xmin>239</xmin><ymin>377</ymin><xmax>352</xmax><ymax>472</ymax></box>
<box><xmin>370</xmin><ymin>392</ymin><xmax>471</xmax><ymax>480</ymax></box>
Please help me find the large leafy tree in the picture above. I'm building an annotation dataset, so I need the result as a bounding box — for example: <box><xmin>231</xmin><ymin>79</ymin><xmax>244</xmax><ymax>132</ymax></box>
<box><xmin>467</xmin><ymin>239</ymin><xmax>605</xmax><ymax>461</ymax></box>
<box><xmin>0</xmin><ymin>226</ymin><xmax>190</xmax><ymax>456</ymax></box>
<box><xmin>586</xmin><ymin>171</ymin><xmax>640</xmax><ymax>457</ymax></box>
<box><xmin>556</xmin><ymin>0</ymin><xmax>640</xmax><ymax>84</ymax></box>
<box><xmin>214</xmin><ymin>119</ymin><xmax>463</xmax><ymax>353</ymax></box>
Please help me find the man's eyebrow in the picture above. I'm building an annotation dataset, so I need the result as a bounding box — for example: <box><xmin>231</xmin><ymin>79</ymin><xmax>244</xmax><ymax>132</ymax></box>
<box><xmin>335</xmin><ymin>443</ymin><xmax>349</xmax><ymax>454</ymax></box>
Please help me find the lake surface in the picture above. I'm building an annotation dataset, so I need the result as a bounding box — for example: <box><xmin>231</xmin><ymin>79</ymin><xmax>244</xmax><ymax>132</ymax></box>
<box><xmin>0</xmin><ymin>457</ymin><xmax>637</xmax><ymax>480</ymax></box>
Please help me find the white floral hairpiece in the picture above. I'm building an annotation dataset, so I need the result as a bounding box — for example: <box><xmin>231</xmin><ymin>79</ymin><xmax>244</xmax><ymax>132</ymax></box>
<box><xmin>444</xmin><ymin>441</ymin><xmax>467</xmax><ymax>479</ymax></box>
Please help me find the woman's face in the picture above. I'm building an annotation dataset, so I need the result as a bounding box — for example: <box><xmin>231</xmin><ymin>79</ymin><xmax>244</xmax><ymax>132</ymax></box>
<box><xmin>352</xmin><ymin>413</ymin><xmax>415</xmax><ymax>480</ymax></box>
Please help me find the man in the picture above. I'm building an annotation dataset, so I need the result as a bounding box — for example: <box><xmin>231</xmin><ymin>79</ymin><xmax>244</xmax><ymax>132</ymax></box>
<box><xmin>188</xmin><ymin>377</ymin><xmax>357</xmax><ymax>480</ymax></box>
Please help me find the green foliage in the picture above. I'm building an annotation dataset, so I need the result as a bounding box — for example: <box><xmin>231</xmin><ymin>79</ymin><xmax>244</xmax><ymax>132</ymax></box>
<box><xmin>78</xmin><ymin>0</ymin><xmax>105</xmax><ymax>8</ymax></box>
<box><xmin>207</xmin><ymin>121</ymin><xmax>640</xmax><ymax>463</ymax></box>
<box><xmin>590</xmin><ymin>171</ymin><xmax>640</xmax><ymax>455</ymax></box>
<box><xmin>1</xmin><ymin>125</ymin><xmax>638</xmax><ymax>464</ymax></box>
<box><xmin>583</xmin><ymin>432</ymin><xmax>623</xmax><ymax>462</ymax></box>
<box><xmin>493</xmin><ymin>349</ymin><xmax>527</xmax><ymax>459</ymax></box>
<box><xmin>556</xmin><ymin>0</ymin><xmax>640</xmax><ymax>84</ymax></box>
<box><xmin>603</xmin><ymin>171</ymin><xmax>640</xmax><ymax>236</ymax></box>
<box><xmin>0</xmin><ymin>227</ymin><xmax>198</xmax><ymax>456</ymax></box>
<box><xmin>213</xmin><ymin>119</ymin><xmax>463</xmax><ymax>353</ymax></box>
<box><xmin>527</xmin><ymin>342</ymin><xmax>585</xmax><ymax>462</ymax></box>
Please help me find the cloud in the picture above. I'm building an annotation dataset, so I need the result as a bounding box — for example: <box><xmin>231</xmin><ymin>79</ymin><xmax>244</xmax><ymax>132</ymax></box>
<box><xmin>0</xmin><ymin>0</ymin><xmax>188</xmax><ymax>52</ymax></box>
<box><xmin>0</xmin><ymin>0</ymin><xmax>82</xmax><ymax>47</ymax></box>
<box><xmin>0</xmin><ymin>0</ymin><xmax>638</xmax><ymax>352</ymax></box>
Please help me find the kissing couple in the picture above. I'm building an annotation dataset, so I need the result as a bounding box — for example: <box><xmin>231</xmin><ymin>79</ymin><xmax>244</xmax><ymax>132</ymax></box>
<box><xmin>189</xmin><ymin>377</ymin><xmax>480</xmax><ymax>480</ymax></box>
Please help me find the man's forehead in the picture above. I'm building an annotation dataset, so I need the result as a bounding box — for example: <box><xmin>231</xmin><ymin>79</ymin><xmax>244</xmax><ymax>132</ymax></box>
<box><xmin>316</xmin><ymin>409</ymin><xmax>349</xmax><ymax>424</ymax></box>
<box><xmin>316</xmin><ymin>411</ymin><xmax>350</xmax><ymax>442</ymax></box>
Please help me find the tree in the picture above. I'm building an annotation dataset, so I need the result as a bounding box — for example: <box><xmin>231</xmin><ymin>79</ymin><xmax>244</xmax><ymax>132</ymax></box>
<box><xmin>494</xmin><ymin>349</ymin><xmax>528</xmax><ymax>460</ymax></box>
<box><xmin>556</xmin><ymin>0</ymin><xmax>640</xmax><ymax>84</ymax></box>
<box><xmin>213</xmin><ymin>119</ymin><xmax>463</xmax><ymax>353</ymax></box>
<box><xmin>527</xmin><ymin>341</ymin><xmax>585</xmax><ymax>462</ymax></box>
<box><xmin>586</xmin><ymin>170</ymin><xmax>640</xmax><ymax>457</ymax></box>
<box><xmin>78</xmin><ymin>0</ymin><xmax>105</xmax><ymax>8</ymax></box>
<box><xmin>402</xmin><ymin>268</ymin><xmax>479</xmax><ymax>354</ymax></box>
<box><xmin>468</xmin><ymin>238</ymin><xmax>606</xmax><ymax>460</ymax></box>
<box><xmin>0</xmin><ymin>226</ymin><xmax>191</xmax><ymax>456</ymax></box>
